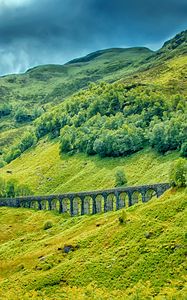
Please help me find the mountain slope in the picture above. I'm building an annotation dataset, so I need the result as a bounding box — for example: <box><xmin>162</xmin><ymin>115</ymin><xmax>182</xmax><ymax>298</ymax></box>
<box><xmin>0</xmin><ymin>30</ymin><xmax>186</xmax><ymax>156</ymax></box>
<box><xmin>0</xmin><ymin>140</ymin><xmax>179</xmax><ymax>195</ymax></box>
<box><xmin>0</xmin><ymin>46</ymin><xmax>153</xmax><ymax>108</ymax></box>
<box><xmin>0</xmin><ymin>189</ymin><xmax>186</xmax><ymax>299</ymax></box>
<box><xmin>0</xmin><ymin>30</ymin><xmax>187</xmax><ymax>300</ymax></box>
<box><xmin>0</xmin><ymin>29</ymin><xmax>186</xmax><ymax>188</ymax></box>
<box><xmin>0</xmin><ymin>47</ymin><xmax>153</xmax><ymax>151</ymax></box>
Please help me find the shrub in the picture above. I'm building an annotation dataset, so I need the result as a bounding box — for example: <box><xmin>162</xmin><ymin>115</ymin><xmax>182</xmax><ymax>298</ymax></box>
<box><xmin>6</xmin><ymin>179</ymin><xmax>18</xmax><ymax>198</ymax></box>
<box><xmin>14</xmin><ymin>107</ymin><xmax>33</xmax><ymax>123</ymax></box>
<box><xmin>43</xmin><ymin>220</ymin><xmax>53</xmax><ymax>230</ymax></box>
<box><xmin>16</xmin><ymin>184</ymin><xmax>33</xmax><ymax>196</ymax></box>
<box><xmin>169</xmin><ymin>158</ymin><xmax>187</xmax><ymax>188</ymax></box>
<box><xmin>19</xmin><ymin>132</ymin><xmax>37</xmax><ymax>153</ymax></box>
<box><xmin>180</xmin><ymin>142</ymin><xmax>187</xmax><ymax>158</ymax></box>
<box><xmin>0</xmin><ymin>159</ymin><xmax>6</xmax><ymax>168</ymax></box>
<box><xmin>0</xmin><ymin>177</ymin><xmax>6</xmax><ymax>198</ymax></box>
<box><xmin>119</xmin><ymin>210</ymin><xmax>127</xmax><ymax>224</ymax></box>
<box><xmin>0</xmin><ymin>178</ymin><xmax>32</xmax><ymax>198</ymax></box>
<box><xmin>4</xmin><ymin>148</ymin><xmax>21</xmax><ymax>164</ymax></box>
<box><xmin>0</xmin><ymin>103</ymin><xmax>12</xmax><ymax>117</ymax></box>
<box><xmin>115</xmin><ymin>168</ymin><xmax>127</xmax><ymax>187</ymax></box>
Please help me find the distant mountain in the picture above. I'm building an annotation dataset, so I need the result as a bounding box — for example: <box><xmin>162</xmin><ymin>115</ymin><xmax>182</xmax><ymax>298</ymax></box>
<box><xmin>161</xmin><ymin>30</ymin><xmax>187</xmax><ymax>52</ymax></box>
<box><xmin>66</xmin><ymin>47</ymin><xmax>153</xmax><ymax>65</ymax></box>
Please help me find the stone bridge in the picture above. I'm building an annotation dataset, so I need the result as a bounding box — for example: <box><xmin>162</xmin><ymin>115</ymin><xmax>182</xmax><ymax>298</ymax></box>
<box><xmin>0</xmin><ymin>183</ymin><xmax>170</xmax><ymax>217</ymax></box>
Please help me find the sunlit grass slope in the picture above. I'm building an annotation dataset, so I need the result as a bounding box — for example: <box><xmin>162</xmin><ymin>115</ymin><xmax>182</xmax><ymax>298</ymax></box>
<box><xmin>0</xmin><ymin>189</ymin><xmax>186</xmax><ymax>299</ymax></box>
<box><xmin>1</xmin><ymin>140</ymin><xmax>179</xmax><ymax>195</ymax></box>
<box><xmin>137</xmin><ymin>55</ymin><xmax>187</xmax><ymax>93</ymax></box>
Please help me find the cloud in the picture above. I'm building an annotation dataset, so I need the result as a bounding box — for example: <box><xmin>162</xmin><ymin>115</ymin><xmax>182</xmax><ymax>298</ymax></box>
<box><xmin>0</xmin><ymin>0</ymin><xmax>31</xmax><ymax>8</ymax></box>
<box><xmin>0</xmin><ymin>0</ymin><xmax>186</xmax><ymax>75</ymax></box>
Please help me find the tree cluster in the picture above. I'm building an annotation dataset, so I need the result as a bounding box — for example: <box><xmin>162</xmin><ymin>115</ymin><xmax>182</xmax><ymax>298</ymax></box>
<box><xmin>0</xmin><ymin>178</ymin><xmax>32</xmax><ymax>198</ymax></box>
<box><xmin>1</xmin><ymin>81</ymin><xmax>187</xmax><ymax>165</ymax></box>
<box><xmin>3</xmin><ymin>132</ymin><xmax>37</xmax><ymax>164</ymax></box>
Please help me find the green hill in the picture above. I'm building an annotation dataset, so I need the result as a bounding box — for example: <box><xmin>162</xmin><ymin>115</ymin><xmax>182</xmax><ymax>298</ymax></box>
<box><xmin>0</xmin><ymin>46</ymin><xmax>153</xmax><ymax>152</ymax></box>
<box><xmin>0</xmin><ymin>30</ymin><xmax>186</xmax><ymax>156</ymax></box>
<box><xmin>0</xmin><ymin>29</ymin><xmax>187</xmax><ymax>300</ymax></box>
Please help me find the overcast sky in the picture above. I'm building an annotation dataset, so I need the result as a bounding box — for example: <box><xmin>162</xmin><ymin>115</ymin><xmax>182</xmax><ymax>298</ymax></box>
<box><xmin>0</xmin><ymin>0</ymin><xmax>186</xmax><ymax>75</ymax></box>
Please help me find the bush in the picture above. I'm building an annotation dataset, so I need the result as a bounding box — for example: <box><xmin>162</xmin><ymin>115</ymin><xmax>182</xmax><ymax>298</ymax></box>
<box><xmin>43</xmin><ymin>220</ymin><xmax>53</xmax><ymax>230</ymax></box>
<box><xmin>19</xmin><ymin>132</ymin><xmax>37</xmax><ymax>153</ymax></box>
<box><xmin>0</xmin><ymin>177</ymin><xmax>6</xmax><ymax>198</ymax></box>
<box><xmin>169</xmin><ymin>158</ymin><xmax>187</xmax><ymax>188</ymax></box>
<box><xmin>4</xmin><ymin>148</ymin><xmax>21</xmax><ymax>164</ymax></box>
<box><xmin>6</xmin><ymin>179</ymin><xmax>18</xmax><ymax>198</ymax></box>
<box><xmin>15</xmin><ymin>184</ymin><xmax>33</xmax><ymax>196</ymax></box>
<box><xmin>0</xmin><ymin>178</ymin><xmax>32</xmax><ymax>198</ymax></box>
<box><xmin>115</xmin><ymin>168</ymin><xmax>127</xmax><ymax>187</ymax></box>
<box><xmin>119</xmin><ymin>210</ymin><xmax>127</xmax><ymax>224</ymax></box>
<box><xmin>180</xmin><ymin>142</ymin><xmax>187</xmax><ymax>158</ymax></box>
<box><xmin>14</xmin><ymin>107</ymin><xmax>33</xmax><ymax>123</ymax></box>
<box><xmin>0</xmin><ymin>103</ymin><xmax>12</xmax><ymax>117</ymax></box>
<box><xmin>0</xmin><ymin>159</ymin><xmax>6</xmax><ymax>168</ymax></box>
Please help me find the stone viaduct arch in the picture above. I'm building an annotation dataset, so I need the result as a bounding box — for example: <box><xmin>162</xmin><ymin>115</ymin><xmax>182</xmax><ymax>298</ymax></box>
<box><xmin>0</xmin><ymin>183</ymin><xmax>170</xmax><ymax>217</ymax></box>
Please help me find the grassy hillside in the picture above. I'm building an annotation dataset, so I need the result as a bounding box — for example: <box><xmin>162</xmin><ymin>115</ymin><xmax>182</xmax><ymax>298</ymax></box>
<box><xmin>0</xmin><ymin>30</ymin><xmax>186</xmax><ymax>164</ymax></box>
<box><xmin>0</xmin><ymin>30</ymin><xmax>186</xmax><ymax>300</ymax></box>
<box><xmin>0</xmin><ymin>140</ymin><xmax>179</xmax><ymax>195</ymax></box>
<box><xmin>0</xmin><ymin>30</ymin><xmax>186</xmax><ymax>153</ymax></box>
<box><xmin>0</xmin><ymin>188</ymin><xmax>186</xmax><ymax>299</ymax></box>
<box><xmin>0</xmin><ymin>46</ymin><xmax>153</xmax><ymax>153</ymax></box>
<box><xmin>0</xmin><ymin>46</ymin><xmax>153</xmax><ymax>109</ymax></box>
<box><xmin>0</xmin><ymin>30</ymin><xmax>186</xmax><ymax>196</ymax></box>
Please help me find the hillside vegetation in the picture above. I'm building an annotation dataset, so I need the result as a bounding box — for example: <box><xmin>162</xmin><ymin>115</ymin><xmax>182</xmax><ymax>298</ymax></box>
<box><xmin>0</xmin><ymin>30</ymin><xmax>186</xmax><ymax>164</ymax></box>
<box><xmin>0</xmin><ymin>29</ymin><xmax>187</xmax><ymax>300</ymax></box>
<box><xmin>0</xmin><ymin>188</ymin><xmax>186</xmax><ymax>299</ymax></box>
<box><xmin>0</xmin><ymin>31</ymin><xmax>186</xmax><ymax>195</ymax></box>
<box><xmin>0</xmin><ymin>140</ymin><xmax>179</xmax><ymax>195</ymax></box>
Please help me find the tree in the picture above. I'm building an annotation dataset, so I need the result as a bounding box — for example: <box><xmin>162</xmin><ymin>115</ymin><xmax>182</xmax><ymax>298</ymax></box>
<box><xmin>93</xmin><ymin>138</ymin><xmax>108</xmax><ymax>157</ymax></box>
<box><xmin>115</xmin><ymin>168</ymin><xmax>127</xmax><ymax>187</ymax></box>
<box><xmin>6</xmin><ymin>179</ymin><xmax>18</xmax><ymax>198</ymax></box>
<box><xmin>180</xmin><ymin>142</ymin><xmax>187</xmax><ymax>158</ymax></box>
<box><xmin>0</xmin><ymin>177</ymin><xmax>6</xmax><ymax>198</ymax></box>
<box><xmin>149</xmin><ymin>117</ymin><xmax>186</xmax><ymax>154</ymax></box>
<box><xmin>16</xmin><ymin>184</ymin><xmax>32</xmax><ymax>196</ymax></box>
<box><xmin>149</xmin><ymin>122</ymin><xmax>169</xmax><ymax>154</ymax></box>
<box><xmin>19</xmin><ymin>132</ymin><xmax>37</xmax><ymax>153</ymax></box>
<box><xmin>60</xmin><ymin>127</ymin><xmax>74</xmax><ymax>153</ymax></box>
<box><xmin>4</xmin><ymin>148</ymin><xmax>21</xmax><ymax>164</ymax></box>
<box><xmin>169</xmin><ymin>158</ymin><xmax>187</xmax><ymax>188</ymax></box>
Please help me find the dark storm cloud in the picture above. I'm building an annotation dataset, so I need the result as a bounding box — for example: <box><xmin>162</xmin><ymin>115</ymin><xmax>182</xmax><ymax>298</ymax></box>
<box><xmin>0</xmin><ymin>0</ymin><xmax>186</xmax><ymax>75</ymax></box>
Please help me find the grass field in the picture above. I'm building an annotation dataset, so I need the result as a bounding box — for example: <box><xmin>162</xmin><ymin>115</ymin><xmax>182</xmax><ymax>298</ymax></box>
<box><xmin>1</xmin><ymin>139</ymin><xmax>179</xmax><ymax>195</ymax></box>
<box><xmin>0</xmin><ymin>188</ymin><xmax>186</xmax><ymax>299</ymax></box>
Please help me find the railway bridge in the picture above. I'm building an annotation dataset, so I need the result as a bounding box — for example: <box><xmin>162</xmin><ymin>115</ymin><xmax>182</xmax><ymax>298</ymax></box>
<box><xmin>0</xmin><ymin>183</ymin><xmax>170</xmax><ymax>216</ymax></box>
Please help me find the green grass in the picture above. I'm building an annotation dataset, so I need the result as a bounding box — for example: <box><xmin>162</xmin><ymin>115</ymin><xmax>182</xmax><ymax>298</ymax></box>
<box><xmin>0</xmin><ymin>188</ymin><xmax>186</xmax><ymax>299</ymax></box>
<box><xmin>0</xmin><ymin>139</ymin><xmax>179</xmax><ymax>195</ymax></box>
